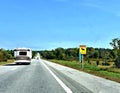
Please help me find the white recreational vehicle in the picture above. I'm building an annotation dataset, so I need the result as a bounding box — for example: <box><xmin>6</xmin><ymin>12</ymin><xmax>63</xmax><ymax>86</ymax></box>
<box><xmin>14</xmin><ymin>48</ymin><xmax>32</xmax><ymax>64</ymax></box>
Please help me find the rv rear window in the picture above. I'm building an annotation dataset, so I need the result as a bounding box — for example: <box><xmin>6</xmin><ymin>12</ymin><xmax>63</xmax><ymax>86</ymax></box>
<box><xmin>19</xmin><ymin>52</ymin><xmax>27</xmax><ymax>55</ymax></box>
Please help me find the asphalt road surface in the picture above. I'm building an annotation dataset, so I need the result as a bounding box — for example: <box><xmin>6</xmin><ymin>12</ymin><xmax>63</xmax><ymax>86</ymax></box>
<box><xmin>0</xmin><ymin>59</ymin><xmax>92</xmax><ymax>93</ymax></box>
<box><xmin>44</xmin><ymin>60</ymin><xmax>120</xmax><ymax>93</ymax></box>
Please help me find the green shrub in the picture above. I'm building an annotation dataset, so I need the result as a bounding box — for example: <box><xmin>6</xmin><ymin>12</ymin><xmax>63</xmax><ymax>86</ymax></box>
<box><xmin>115</xmin><ymin>56</ymin><xmax>120</xmax><ymax>68</ymax></box>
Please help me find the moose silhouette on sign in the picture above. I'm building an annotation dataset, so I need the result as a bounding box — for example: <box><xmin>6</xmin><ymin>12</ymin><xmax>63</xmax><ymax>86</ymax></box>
<box><xmin>81</xmin><ymin>48</ymin><xmax>85</xmax><ymax>50</ymax></box>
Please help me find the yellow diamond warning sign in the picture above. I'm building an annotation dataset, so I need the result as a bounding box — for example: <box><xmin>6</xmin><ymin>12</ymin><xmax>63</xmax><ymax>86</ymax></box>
<box><xmin>79</xmin><ymin>45</ymin><xmax>86</xmax><ymax>54</ymax></box>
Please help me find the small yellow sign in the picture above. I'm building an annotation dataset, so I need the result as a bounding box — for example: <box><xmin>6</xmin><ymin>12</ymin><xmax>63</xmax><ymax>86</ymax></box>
<box><xmin>80</xmin><ymin>45</ymin><xmax>86</xmax><ymax>54</ymax></box>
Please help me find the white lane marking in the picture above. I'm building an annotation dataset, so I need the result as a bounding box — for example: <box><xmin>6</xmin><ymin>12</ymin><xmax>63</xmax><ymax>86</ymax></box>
<box><xmin>41</xmin><ymin>60</ymin><xmax>73</xmax><ymax>93</ymax></box>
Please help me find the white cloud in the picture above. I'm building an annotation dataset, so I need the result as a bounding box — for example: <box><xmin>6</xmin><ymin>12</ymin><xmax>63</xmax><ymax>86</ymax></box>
<box><xmin>82</xmin><ymin>1</ymin><xmax>120</xmax><ymax>17</ymax></box>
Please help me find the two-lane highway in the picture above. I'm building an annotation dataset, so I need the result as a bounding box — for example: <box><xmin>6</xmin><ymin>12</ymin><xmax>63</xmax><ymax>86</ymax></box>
<box><xmin>0</xmin><ymin>60</ymin><xmax>92</xmax><ymax>93</ymax></box>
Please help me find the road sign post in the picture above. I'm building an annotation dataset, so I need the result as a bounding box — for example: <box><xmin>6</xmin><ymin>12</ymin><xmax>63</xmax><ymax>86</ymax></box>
<box><xmin>79</xmin><ymin>53</ymin><xmax>82</xmax><ymax>62</ymax></box>
<box><xmin>82</xmin><ymin>54</ymin><xmax>84</xmax><ymax>69</ymax></box>
<box><xmin>79</xmin><ymin>53</ymin><xmax>83</xmax><ymax>68</ymax></box>
<box><xmin>79</xmin><ymin>45</ymin><xmax>86</xmax><ymax>69</ymax></box>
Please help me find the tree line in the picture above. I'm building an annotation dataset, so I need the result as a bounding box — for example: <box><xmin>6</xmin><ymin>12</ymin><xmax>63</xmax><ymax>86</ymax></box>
<box><xmin>0</xmin><ymin>38</ymin><xmax>120</xmax><ymax>68</ymax></box>
<box><xmin>33</xmin><ymin>38</ymin><xmax>120</xmax><ymax>68</ymax></box>
<box><xmin>0</xmin><ymin>48</ymin><xmax>14</xmax><ymax>62</ymax></box>
<box><xmin>35</xmin><ymin>47</ymin><xmax>114</xmax><ymax>61</ymax></box>
<box><xmin>109</xmin><ymin>38</ymin><xmax>120</xmax><ymax>68</ymax></box>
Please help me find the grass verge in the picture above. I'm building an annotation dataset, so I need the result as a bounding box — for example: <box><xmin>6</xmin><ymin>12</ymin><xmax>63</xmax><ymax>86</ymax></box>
<box><xmin>0</xmin><ymin>59</ymin><xmax>14</xmax><ymax>65</ymax></box>
<box><xmin>49</xmin><ymin>59</ymin><xmax>120</xmax><ymax>83</ymax></box>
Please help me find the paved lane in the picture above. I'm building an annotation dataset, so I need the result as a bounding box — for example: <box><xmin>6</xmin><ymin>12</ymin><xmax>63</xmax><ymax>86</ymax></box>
<box><xmin>0</xmin><ymin>59</ymin><xmax>93</xmax><ymax>93</ymax></box>
<box><xmin>0</xmin><ymin>60</ymin><xmax>66</xmax><ymax>93</ymax></box>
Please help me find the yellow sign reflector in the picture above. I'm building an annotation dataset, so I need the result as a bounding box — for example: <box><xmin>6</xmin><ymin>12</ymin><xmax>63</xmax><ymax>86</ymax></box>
<box><xmin>80</xmin><ymin>45</ymin><xmax>86</xmax><ymax>54</ymax></box>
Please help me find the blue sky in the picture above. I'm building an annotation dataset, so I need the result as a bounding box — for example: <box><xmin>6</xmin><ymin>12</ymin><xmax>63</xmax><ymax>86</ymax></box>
<box><xmin>0</xmin><ymin>0</ymin><xmax>120</xmax><ymax>50</ymax></box>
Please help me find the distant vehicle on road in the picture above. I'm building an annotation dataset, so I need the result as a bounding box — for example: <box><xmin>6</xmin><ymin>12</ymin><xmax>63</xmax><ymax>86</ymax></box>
<box><xmin>14</xmin><ymin>48</ymin><xmax>32</xmax><ymax>65</ymax></box>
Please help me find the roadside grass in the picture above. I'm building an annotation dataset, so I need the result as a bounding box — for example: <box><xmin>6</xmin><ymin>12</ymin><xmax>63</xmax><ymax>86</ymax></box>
<box><xmin>49</xmin><ymin>59</ymin><xmax>120</xmax><ymax>83</ymax></box>
<box><xmin>0</xmin><ymin>59</ymin><xmax>14</xmax><ymax>65</ymax></box>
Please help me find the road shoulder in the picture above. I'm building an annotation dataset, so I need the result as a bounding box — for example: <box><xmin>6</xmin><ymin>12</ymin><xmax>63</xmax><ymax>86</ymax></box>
<box><xmin>43</xmin><ymin>60</ymin><xmax>120</xmax><ymax>93</ymax></box>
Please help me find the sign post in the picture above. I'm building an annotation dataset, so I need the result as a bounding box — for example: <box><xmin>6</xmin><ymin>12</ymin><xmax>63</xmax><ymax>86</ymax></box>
<box><xmin>79</xmin><ymin>53</ymin><xmax>82</xmax><ymax>62</ymax></box>
<box><xmin>79</xmin><ymin>53</ymin><xmax>83</xmax><ymax>68</ymax></box>
<box><xmin>79</xmin><ymin>45</ymin><xmax>86</xmax><ymax>69</ymax></box>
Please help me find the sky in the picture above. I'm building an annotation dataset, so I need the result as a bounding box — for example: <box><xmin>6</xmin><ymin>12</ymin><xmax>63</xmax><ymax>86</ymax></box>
<box><xmin>0</xmin><ymin>0</ymin><xmax>120</xmax><ymax>50</ymax></box>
